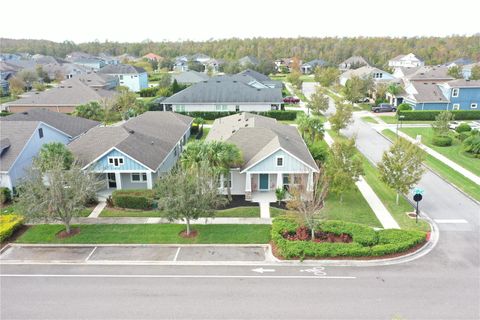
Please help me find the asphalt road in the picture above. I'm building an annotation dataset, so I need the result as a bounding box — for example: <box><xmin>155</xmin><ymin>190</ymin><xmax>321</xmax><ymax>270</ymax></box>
<box><xmin>0</xmin><ymin>86</ymin><xmax>479</xmax><ymax>319</ymax></box>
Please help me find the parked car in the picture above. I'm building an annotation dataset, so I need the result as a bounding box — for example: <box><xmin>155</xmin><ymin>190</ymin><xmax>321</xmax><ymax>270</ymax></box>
<box><xmin>283</xmin><ymin>96</ymin><xmax>300</xmax><ymax>104</ymax></box>
<box><xmin>470</xmin><ymin>120</ymin><xmax>480</xmax><ymax>130</ymax></box>
<box><xmin>448</xmin><ymin>121</ymin><xmax>465</xmax><ymax>130</ymax></box>
<box><xmin>357</xmin><ymin>97</ymin><xmax>370</xmax><ymax>103</ymax></box>
<box><xmin>371</xmin><ymin>103</ymin><xmax>396</xmax><ymax>113</ymax></box>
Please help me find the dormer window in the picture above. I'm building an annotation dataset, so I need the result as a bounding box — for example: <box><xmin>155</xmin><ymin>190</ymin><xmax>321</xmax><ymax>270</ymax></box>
<box><xmin>108</xmin><ymin>157</ymin><xmax>124</xmax><ymax>167</ymax></box>
<box><xmin>276</xmin><ymin>156</ymin><xmax>284</xmax><ymax>167</ymax></box>
<box><xmin>452</xmin><ymin>88</ymin><xmax>459</xmax><ymax>97</ymax></box>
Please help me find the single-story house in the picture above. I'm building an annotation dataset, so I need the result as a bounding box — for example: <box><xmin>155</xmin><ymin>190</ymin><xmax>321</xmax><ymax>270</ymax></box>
<box><xmin>143</xmin><ymin>53</ymin><xmax>163</xmax><ymax>61</ymax></box>
<box><xmin>404</xmin><ymin>79</ymin><xmax>480</xmax><ymax>111</ymax></box>
<box><xmin>68</xmin><ymin>112</ymin><xmax>193</xmax><ymax>190</ymax></box>
<box><xmin>98</xmin><ymin>64</ymin><xmax>148</xmax><ymax>92</ymax></box>
<box><xmin>444</xmin><ymin>58</ymin><xmax>473</xmax><ymax>69</ymax></box>
<box><xmin>159</xmin><ymin>74</ymin><xmax>283</xmax><ymax>112</ymax></box>
<box><xmin>206</xmin><ymin>113</ymin><xmax>319</xmax><ymax>201</ymax></box>
<box><xmin>388</xmin><ymin>53</ymin><xmax>424</xmax><ymax>68</ymax></box>
<box><xmin>301</xmin><ymin>59</ymin><xmax>328</xmax><ymax>74</ymax></box>
<box><xmin>339</xmin><ymin>66</ymin><xmax>394</xmax><ymax>86</ymax></box>
<box><xmin>172</xmin><ymin>71</ymin><xmax>210</xmax><ymax>85</ymax></box>
<box><xmin>239</xmin><ymin>56</ymin><xmax>259</xmax><ymax>67</ymax></box>
<box><xmin>338</xmin><ymin>56</ymin><xmax>369</xmax><ymax>71</ymax></box>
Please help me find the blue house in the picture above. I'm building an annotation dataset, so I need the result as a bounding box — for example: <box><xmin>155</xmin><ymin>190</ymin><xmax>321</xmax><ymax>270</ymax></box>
<box><xmin>98</xmin><ymin>64</ymin><xmax>148</xmax><ymax>92</ymax></box>
<box><xmin>404</xmin><ymin>79</ymin><xmax>480</xmax><ymax>111</ymax></box>
<box><xmin>68</xmin><ymin>112</ymin><xmax>193</xmax><ymax>190</ymax></box>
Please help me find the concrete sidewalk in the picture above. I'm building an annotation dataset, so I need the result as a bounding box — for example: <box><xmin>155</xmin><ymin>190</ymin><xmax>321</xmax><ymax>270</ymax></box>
<box><xmin>66</xmin><ymin>217</ymin><xmax>272</xmax><ymax>225</ymax></box>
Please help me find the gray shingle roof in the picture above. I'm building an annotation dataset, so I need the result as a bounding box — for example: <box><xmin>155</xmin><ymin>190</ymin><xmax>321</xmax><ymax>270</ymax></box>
<box><xmin>409</xmin><ymin>82</ymin><xmax>448</xmax><ymax>103</ymax></box>
<box><xmin>303</xmin><ymin>59</ymin><xmax>328</xmax><ymax>67</ymax></box>
<box><xmin>172</xmin><ymin>71</ymin><xmax>209</xmax><ymax>84</ymax></box>
<box><xmin>162</xmin><ymin>76</ymin><xmax>282</xmax><ymax>104</ymax></box>
<box><xmin>206</xmin><ymin>113</ymin><xmax>318</xmax><ymax>172</ymax></box>
<box><xmin>98</xmin><ymin>64</ymin><xmax>146</xmax><ymax>75</ymax></box>
<box><xmin>239</xmin><ymin>56</ymin><xmax>259</xmax><ymax>66</ymax></box>
<box><xmin>68</xmin><ymin>112</ymin><xmax>193</xmax><ymax>171</ymax></box>
<box><xmin>237</xmin><ymin>69</ymin><xmax>271</xmax><ymax>82</ymax></box>
<box><xmin>446</xmin><ymin>79</ymin><xmax>480</xmax><ymax>88</ymax></box>
<box><xmin>1</xmin><ymin>108</ymin><xmax>99</xmax><ymax>138</ymax></box>
<box><xmin>407</xmin><ymin>66</ymin><xmax>453</xmax><ymax>81</ymax></box>
<box><xmin>0</xmin><ymin>121</ymin><xmax>39</xmax><ymax>172</ymax></box>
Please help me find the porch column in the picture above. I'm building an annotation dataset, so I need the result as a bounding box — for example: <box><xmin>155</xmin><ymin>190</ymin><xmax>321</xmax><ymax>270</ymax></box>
<box><xmin>220</xmin><ymin>174</ymin><xmax>224</xmax><ymax>191</ymax></box>
<box><xmin>307</xmin><ymin>170</ymin><xmax>314</xmax><ymax>192</ymax></box>
<box><xmin>276</xmin><ymin>173</ymin><xmax>283</xmax><ymax>190</ymax></box>
<box><xmin>115</xmin><ymin>172</ymin><xmax>122</xmax><ymax>190</ymax></box>
<box><xmin>146</xmin><ymin>171</ymin><xmax>153</xmax><ymax>189</ymax></box>
<box><xmin>245</xmin><ymin>172</ymin><xmax>252</xmax><ymax>201</ymax></box>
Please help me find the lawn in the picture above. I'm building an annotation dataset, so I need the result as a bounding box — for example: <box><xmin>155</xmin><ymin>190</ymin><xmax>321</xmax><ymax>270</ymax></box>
<box><xmin>400</xmin><ymin>127</ymin><xmax>480</xmax><ymax>176</ymax></box>
<box><xmin>362</xmin><ymin>116</ymin><xmax>379</xmax><ymax>124</ymax></box>
<box><xmin>0</xmin><ymin>95</ymin><xmax>16</xmax><ymax>104</ymax></box>
<box><xmin>188</xmin><ymin>127</ymin><xmax>210</xmax><ymax>141</ymax></box>
<box><xmin>378</xmin><ymin>115</ymin><xmax>434</xmax><ymax>125</ymax></box>
<box><xmin>382</xmin><ymin>129</ymin><xmax>480</xmax><ymax>202</ymax></box>
<box><xmin>100</xmin><ymin>206</ymin><xmax>260</xmax><ymax>218</ymax></box>
<box><xmin>17</xmin><ymin>224</ymin><xmax>272</xmax><ymax>244</ymax></box>
<box><xmin>355</xmin><ymin>103</ymin><xmax>372</xmax><ymax>111</ymax></box>
<box><xmin>1</xmin><ymin>203</ymin><xmax>92</xmax><ymax>217</ymax></box>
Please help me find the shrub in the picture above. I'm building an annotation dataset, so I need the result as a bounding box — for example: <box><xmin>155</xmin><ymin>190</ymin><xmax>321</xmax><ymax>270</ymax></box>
<box><xmin>457</xmin><ymin>132</ymin><xmax>470</xmax><ymax>141</ymax></box>
<box><xmin>398</xmin><ymin>110</ymin><xmax>480</xmax><ymax>121</ymax></box>
<box><xmin>178</xmin><ymin>110</ymin><xmax>299</xmax><ymax>121</ymax></box>
<box><xmin>271</xmin><ymin>217</ymin><xmax>426</xmax><ymax>259</ymax></box>
<box><xmin>0</xmin><ymin>187</ymin><xmax>12</xmax><ymax>204</ymax></box>
<box><xmin>112</xmin><ymin>189</ymin><xmax>155</xmax><ymax>209</ymax></box>
<box><xmin>0</xmin><ymin>214</ymin><xmax>24</xmax><ymax>242</ymax></box>
<box><xmin>463</xmin><ymin>134</ymin><xmax>480</xmax><ymax>156</ymax></box>
<box><xmin>139</xmin><ymin>87</ymin><xmax>158</xmax><ymax>97</ymax></box>
<box><xmin>432</xmin><ymin>135</ymin><xmax>453</xmax><ymax>147</ymax></box>
<box><xmin>397</xmin><ymin>103</ymin><xmax>412</xmax><ymax>111</ymax></box>
<box><xmin>308</xmin><ymin>141</ymin><xmax>329</xmax><ymax>162</ymax></box>
<box><xmin>0</xmin><ymin>111</ymin><xmax>13</xmax><ymax>117</ymax></box>
<box><xmin>456</xmin><ymin>123</ymin><xmax>472</xmax><ymax>133</ymax></box>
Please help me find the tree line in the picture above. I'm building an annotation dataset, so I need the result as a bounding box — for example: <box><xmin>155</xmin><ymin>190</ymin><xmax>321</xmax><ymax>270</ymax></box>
<box><xmin>1</xmin><ymin>36</ymin><xmax>479</xmax><ymax>68</ymax></box>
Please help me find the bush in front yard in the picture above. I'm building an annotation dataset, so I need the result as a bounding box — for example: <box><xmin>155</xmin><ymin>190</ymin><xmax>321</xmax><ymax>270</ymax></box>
<box><xmin>432</xmin><ymin>135</ymin><xmax>453</xmax><ymax>147</ymax></box>
<box><xmin>455</xmin><ymin>123</ymin><xmax>472</xmax><ymax>133</ymax></box>
<box><xmin>272</xmin><ymin>217</ymin><xmax>426</xmax><ymax>259</ymax></box>
<box><xmin>0</xmin><ymin>187</ymin><xmax>12</xmax><ymax>204</ymax></box>
<box><xmin>0</xmin><ymin>214</ymin><xmax>24</xmax><ymax>242</ymax></box>
<box><xmin>398</xmin><ymin>110</ymin><xmax>480</xmax><ymax>121</ymax></box>
<box><xmin>112</xmin><ymin>189</ymin><xmax>154</xmax><ymax>209</ymax></box>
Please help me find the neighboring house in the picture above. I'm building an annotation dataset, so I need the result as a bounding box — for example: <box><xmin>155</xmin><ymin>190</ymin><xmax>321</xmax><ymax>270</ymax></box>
<box><xmin>143</xmin><ymin>53</ymin><xmax>162</xmax><ymax>61</ymax></box>
<box><xmin>339</xmin><ymin>66</ymin><xmax>394</xmax><ymax>86</ymax></box>
<box><xmin>41</xmin><ymin>62</ymin><xmax>89</xmax><ymax>80</ymax></box>
<box><xmin>274</xmin><ymin>58</ymin><xmax>301</xmax><ymax>72</ymax></box>
<box><xmin>172</xmin><ymin>71</ymin><xmax>210</xmax><ymax>85</ymax></box>
<box><xmin>404</xmin><ymin>79</ymin><xmax>480</xmax><ymax>111</ymax></box>
<box><xmin>301</xmin><ymin>59</ymin><xmax>328</xmax><ymax>74</ymax></box>
<box><xmin>4</xmin><ymin>77</ymin><xmax>118</xmax><ymax>113</ymax></box>
<box><xmin>97</xmin><ymin>64</ymin><xmax>148</xmax><ymax>92</ymax></box>
<box><xmin>98</xmin><ymin>53</ymin><xmax>120</xmax><ymax>65</ymax></box>
<box><xmin>68</xmin><ymin>112</ymin><xmax>193</xmax><ymax>190</ymax></box>
<box><xmin>0</xmin><ymin>79</ymin><xmax>9</xmax><ymax>95</ymax></box>
<box><xmin>72</xmin><ymin>58</ymin><xmax>106</xmax><ymax>71</ymax></box>
<box><xmin>1</xmin><ymin>107</ymin><xmax>100</xmax><ymax>140</ymax></box>
<box><xmin>239</xmin><ymin>56</ymin><xmax>259</xmax><ymax>67</ymax></box>
<box><xmin>204</xmin><ymin>58</ymin><xmax>223</xmax><ymax>73</ymax></box>
<box><xmin>444</xmin><ymin>58</ymin><xmax>473</xmax><ymax>68</ymax></box>
<box><xmin>463</xmin><ymin>62</ymin><xmax>480</xmax><ymax>79</ymax></box>
<box><xmin>115</xmin><ymin>53</ymin><xmax>139</xmax><ymax>63</ymax></box>
<box><xmin>338</xmin><ymin>56</ymin><xmax>369</xmax><ymax>71</ymax></box>
<box><xmin>0</xmin><ymin>53</ymin><xmax>21</xmax><ymax>62</ymax></box>
<box><xmin>0</xmin><ymin>121</ymin><xmax>71</xmax><ymax>191</ymax></box>
<box><xmin>388</xmin><ymin>53</ymin><xmax>425</xmax><ymax>68</ymax></box>
<box><xmin>206</xmin><ymin>113</ymin><xmax>319</xmax><ymax>201</ymax></box>
<box><xmin>405</xmin><ymin>66</ymin><xmax>454</xmax><ymax>82</ymax></box>
<box><xmin>160</xmin><ymin>74</ymin><xmax>283</xmax><ymax>112</ymax></box>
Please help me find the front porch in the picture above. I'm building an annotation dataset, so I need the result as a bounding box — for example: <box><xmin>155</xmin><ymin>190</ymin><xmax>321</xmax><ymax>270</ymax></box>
<box><xmin>96</xmin><ymin>171</ymin><xmax>155</xmax><ymax>191</ymax></box>
<box><xmin>244</xmin><ymin>172</ymin><xmax>313</xmax><ymax>201</ymax></box>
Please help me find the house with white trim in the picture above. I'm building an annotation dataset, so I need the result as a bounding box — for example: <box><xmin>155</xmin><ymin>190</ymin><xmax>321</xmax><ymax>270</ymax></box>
<box><xmin>68</xmin><ymin>112</ymin><xmax>193</xmax><ymax>190</ymax></box>
<box><xmin>206</xmin><ymin>113</ymin><xmax>319</xmax><ymax>201</ymax></box>
<box><xmin>388</xmin><ymin>53</ymin><xmax>424</xmax><ymax>68</ymax></box>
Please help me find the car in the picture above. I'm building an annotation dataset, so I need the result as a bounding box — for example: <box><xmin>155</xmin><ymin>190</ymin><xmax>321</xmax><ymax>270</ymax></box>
<box><xmin>448</xmin><ymin>121</ymin><xmax>465</xmax><ymax>130</ymax></box>
<box><xmin>470</xmin><ymin>120</ymin><xmax>480</xmax><ymax>130</ymax></box>
<box><xmin>371</xmin><ymin>103</ymin><xmax>396</xmax><ymax>113</ymax></box>
<box><xmin>283</xmin><ymin>96</ymin><xmax>300</xmax><ymax>104</ymax></box>
<box><xmin>357</xmin><ymin>97</ymin><xmax>370</xmax><ymax>103</ymax></box>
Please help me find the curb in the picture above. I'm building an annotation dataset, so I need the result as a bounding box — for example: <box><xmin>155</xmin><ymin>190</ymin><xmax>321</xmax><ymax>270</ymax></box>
<box><xmin>377</xmin><ymin>129</ymin><xmax>480</xmax><ymax>205</ymax></box>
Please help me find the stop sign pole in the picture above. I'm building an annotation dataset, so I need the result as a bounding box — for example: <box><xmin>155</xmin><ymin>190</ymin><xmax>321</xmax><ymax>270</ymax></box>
<box><xmin>412</xmin><ymin>187</ymin><xmax>424</xmax><ymax>224</ymax></box>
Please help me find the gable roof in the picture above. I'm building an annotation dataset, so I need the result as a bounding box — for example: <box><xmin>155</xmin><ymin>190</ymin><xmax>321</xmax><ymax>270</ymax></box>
<box><xmin>206</xmin><ymin>113</ymin><xmax>318</xmax><ymax>172</ymax></box>
<box><xmin>239</xmin><ymin>56</ymin><xmax>259</xmax><ymax>66</ymax></box>
<box><xmin>406</xmin><ymin>66</ymin><xmax>454</xmax><ymax>81</ymax></box>
<box><xmin>162</xmin><ymin>76</ymin><xmax>282</xmax><ymax>104</ymax></box>
<box><xmin>340</xmin><ymin>56</ymin><xmax>369</xmax><ymax>66</ymax></box>
<box><xmin>1</xmin><ymin>108</ymin><xmax>99</xmax><ymax>138</ymax></box>
<box><xmin>97</xmin><ymin>64</ymin><xmax>146</xmax><ymax>75</ymax></box>
<box><xmin>143</xmin><ymin>53</ymin><xmax>162</xmax><ymax>61</ymax></box>
<box><xmin>68</xmin><ymin>112</ymin><xmax>193</xmax><ymax>171</ymax></box>
<box><xmin>407</xmin><ymin>82</ymin><xmax>449</xmax><ymax>103</ymax></box>
<box><xmin>303</xmin><ymin>59</ymin><xmax>328</xmax><ymax>67</ymax></box>
<box><xmin>341</xmin><ymin>65</ymin><xmax>392</xmax><ymax>80</ymax></box>
<box><xmin>237</xmin><ymin>69</ymin><xmax>271</xmax><ymax>82</ymax></box>
<box><xmin>172</xmin><ymin>70</ymin><xmax>210</xmax><ymax>84</ymax></box>
<box><xmin>445</xmin><ymin>79</ymin><xmax>480</xmax><ymax>88</ymax></box>
<box><xmin>0</xmin><ymin>121</ymin><xmax>40</xmax><ymax>172</ymax></box>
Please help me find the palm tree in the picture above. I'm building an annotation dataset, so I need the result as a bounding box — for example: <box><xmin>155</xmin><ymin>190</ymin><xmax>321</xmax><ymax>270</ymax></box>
<box><xmin>216</xmin><ymin>143</ymin><xmax>243</xmax><ymax>200</ymax></box>
<box><xmin>296</xmin><ymin>114</ymin><xmax>324</xmax><ymax>143</ymax></box>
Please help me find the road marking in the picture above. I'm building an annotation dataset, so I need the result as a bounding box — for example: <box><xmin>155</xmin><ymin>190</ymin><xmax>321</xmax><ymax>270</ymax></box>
<box><xmin>84</xmin><ymin>247</ymin><xmax>97</xmax><ymax>262</ymax></box>
<box><xmin>300</xmin><ymin>267</ymin><xmax>326</xmax><ymax>276</ymax></box>
<box><xmin>434</xmin><ymin>219</ymin><xmax>469</xmax><ymax>224</ymax></box>
<box><xmin>173</xmin><ymin>247</ymin><xmax>181</xmax><ymax>262</ymax></box>
<box><xmin>251</xmin><ymin>267</ymin><xmax>275</xmax><ymax>273</ymax></box>
<box><xmin>0</xmin><ymin>274</ymin><xmax>356</xmax><ymax>280</ymax></box>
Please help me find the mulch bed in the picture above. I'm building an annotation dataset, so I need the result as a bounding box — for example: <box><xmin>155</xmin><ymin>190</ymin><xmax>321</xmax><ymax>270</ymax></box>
<box><xmin>56</xmin><ymin>227</ymin><xmax>81</xmax><ymax>239</ymax></box>
<box><xmin>179</xmin><ymin>230</ymin><xmax>198</xmax><ymax>238</ymax></box>
<box><xmin>219</xmin><ymin>195</ymin><xmax>288</xmax><ymax>210</ymax></box>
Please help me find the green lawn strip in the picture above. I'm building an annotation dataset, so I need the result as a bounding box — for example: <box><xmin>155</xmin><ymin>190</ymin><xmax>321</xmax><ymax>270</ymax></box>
<box><xmin>188</xmin><ymin>127</ymin><xmax>210</xmax><ymax>142</ymax></box>
<box><xmin>400</xmin><ymin>127</ymin><xmax>480</xmax><ymax>176</ymax></box>
<box><xmin>355</xmin><ymin>103</ymin><xmax>372</xmax><ymax>111</ymax></box>
<box><xmin>378</xmin><ymin>116</ymin><xmax>434</xmax><ymax>125</ymax></box>
<box><xmin>100</xmin><ymin>206</ymin><xmax>260</xmax><ymax>218</ymax></box>
<box><xmin>1</xmin><ymin>203</ymin><xmax>92</xmax><ymax>217</ymax></box>
<box><xmin>17</xmin><ymin>224</ymin><xmax>271</xmax><ymax>244</ymax></box>
<box><xmin>361</xmin><ymin>116</ymin><xmax>379</xmax><ymax>124</ymax></box>
<box><xmin>0</xmin><ymin>95</ymin><xmax>16</xmax><ymax>104</ymax></box>
<box><xmin>382</xmin><ymin>129</ymin><xmax>480</xmax><ymax>202</ymax></box>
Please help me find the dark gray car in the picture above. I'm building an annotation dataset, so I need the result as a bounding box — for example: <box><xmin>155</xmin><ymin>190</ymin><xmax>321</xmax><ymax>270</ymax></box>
<box><xmin>371</xmin><ymin>103</ymin><xmax>396</xmax><ymax>113</ymax></box>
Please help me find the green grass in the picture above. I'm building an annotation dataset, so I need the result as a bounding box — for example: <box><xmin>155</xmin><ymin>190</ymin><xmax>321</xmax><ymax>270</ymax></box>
<box><xmin>17</xmin><ymin>224</ymin><xmax>272</xmax><ymax>244</ymax></box>
<box><xmin>362</xmin><ymin>116</ymin><xmax>379</xmax><ymax>124</ymax></box>
<box><xmin>188</xmin><ymin>127</ymin><xmax>210</xmax><ymax>141</ymax></box>
<box><xmin>1</xmin><ymin>203</ymin><xmax>92</xmax><ymax>217</ymax></box>
<box><xmin>400</xmin><ymin>127</ymin><xmax>480</xmax><ymax>176</ymax></box>
<box><xmin>355</xmin><ymin>103</ymin><xmax>372</xmax><ymax>111</ymax></box>
<box><xmin>382</xmin><ymin>129</ymin><xmax>480</xmax><ymax>202</ymax></box>
<box><xmin>378</xmin><ymin>115</ymin><xmax>434</xmax><ymax>125</ymax></box>
<box><xmin>0</xmin><ymin>95</ymin><xmax>16</xmax><ymax>104</ymax></box>
<box><xmin>100</xmin><ymin>206</ymin><xmax>260</xmax><ymax>218</ymax></box>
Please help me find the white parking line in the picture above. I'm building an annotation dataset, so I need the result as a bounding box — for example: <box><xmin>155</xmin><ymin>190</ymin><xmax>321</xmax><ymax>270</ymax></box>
<box><xmin>434</xmin><ymin>219</ymin><xmax>469</xmax><ymax>224</ymax></box>
<box><xmin>85</xmin><ymin>247</ymin><xmax>98</xmax><ymax>261</ymax></box>
<box><xmin>0</xmin><ymin>274</ymin><xmax>356</xmax><ymax>280</ymax></box>
<box><xmin>173</xmin><ymin>247</ymin><xmax>181</xmax><ymax>261</ymax></box>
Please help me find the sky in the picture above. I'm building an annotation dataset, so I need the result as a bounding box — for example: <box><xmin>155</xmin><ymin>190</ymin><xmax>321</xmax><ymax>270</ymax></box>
<box><xmin>1</xmin><ymin>0</ymin><xmax>478</xmax><ymax>43</ymax></box>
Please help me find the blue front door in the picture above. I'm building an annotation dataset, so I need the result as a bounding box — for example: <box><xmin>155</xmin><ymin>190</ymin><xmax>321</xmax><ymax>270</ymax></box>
<box><xmin>259</xmin><ymin>174</ymin><xmax>269</xmax><ymax>190</ymax></box>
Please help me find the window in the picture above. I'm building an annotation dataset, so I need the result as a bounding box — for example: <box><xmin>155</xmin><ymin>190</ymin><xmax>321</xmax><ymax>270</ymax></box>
<box><xmin>119</xmin><ymin>75</ymin><xmax>123</xmax><ymax>80</ymax></box>
<box><xmin>38</xmin><ymin>128</ymin><xmax>44</xmax><ymax>139</ymax></box>
<box><xmin>235</xmin><ymin>105</ymin><xmax>240</xmax><ymax>112</ymax></box>
<box><xmin>471</xmin><ymin>103</ymin><xmax>478</xmax><ymax>109</ymax></box>
<box><xmin>452</xmin><ymin>104</ymin><xmax>460</xmax><ymax>111</ymax></box>
<box><xmin>131</xmin><ymin>172</ymin><xmax>147</xmax><ymax>182</ymax></box>
<box><xmin>276</xmin><ymin>156</ymin><xmax>284</xmax><ymax>167</ymax></box>
<box><xmin>175</xmin><ymin>105</ymin><xmax>185</xmax><ymax>112</ymax></box>
<box><xmin>223</xmin><ymin>173</ymin><xmax>232</xmax><ymax>188</ymax></box>
<box><xmin>108</xmin><ymin>157</ymin><xmax>124</xmax><ymax>167</ymax></box>
<box><xmin>215</xmin><ymin>104</ymin><xmax>228</xmax><ymax>111</ymax></box>
<box><xmin>452</xmin><ymin>88</ymin><xmax>459</xmax><ymax>97</ymax></box>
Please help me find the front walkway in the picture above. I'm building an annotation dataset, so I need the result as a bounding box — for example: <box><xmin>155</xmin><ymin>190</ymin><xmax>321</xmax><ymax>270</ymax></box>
<box><xmin>251</xmin><ymin>191</ymin><xmax>276</xmax><ymax>218</ymax></box>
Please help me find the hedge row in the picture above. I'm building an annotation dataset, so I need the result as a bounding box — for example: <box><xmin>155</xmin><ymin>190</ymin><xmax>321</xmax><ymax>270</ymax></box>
<box><xmin>111</xmin><ymin>189</ymin><xmax>155</xmax><ymax>210</ymax></box>
<box><xmin>0</xmin><ymin>214</ymin><xmax>24</xmax><ymax>242</ymax></box>
<box><xmin>398</xmin><ymin>110</ymin><xmax>480</xmax><ymax>121</ymax></box>
<box><xmin>179</xmin><ymin>110</ymin><xmax>299</xmax><ymax>121</ymax></box>
<box><xmin>0</xmin><ymin>187</ymin><xmax>12</xmax><ymax>204</ymax></box>
<box><xmin>272</xmin><ymin>217</ymin><xmax>426</xmax><ymax>259</ymax></box>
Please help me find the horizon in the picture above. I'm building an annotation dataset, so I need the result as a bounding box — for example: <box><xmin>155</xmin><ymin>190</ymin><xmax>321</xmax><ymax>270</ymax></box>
<box><xmin>1</xmin><ymin>0</ymin><xmax>478</xmax><ymax>43</ymax></box>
